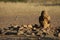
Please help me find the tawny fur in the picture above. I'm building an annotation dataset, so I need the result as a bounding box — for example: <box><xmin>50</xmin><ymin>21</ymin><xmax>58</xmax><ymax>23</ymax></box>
<box><xmin>39</xmin><ymin>10</ymin><xmax>51</xmax><ymax>29</ymax></box>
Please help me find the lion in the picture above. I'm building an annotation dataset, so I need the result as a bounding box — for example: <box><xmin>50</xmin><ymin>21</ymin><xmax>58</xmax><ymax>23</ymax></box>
<box><xmin>39</xmin><ymin>10</ymin><xmax>51</xmax><ymax>30</ymax></box>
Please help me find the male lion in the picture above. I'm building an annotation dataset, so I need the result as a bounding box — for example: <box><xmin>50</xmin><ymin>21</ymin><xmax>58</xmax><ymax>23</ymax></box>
<box><xmin>39</xmin><ymin>10</ymin><xmax>51</xmax><ymax>30</ymax></box>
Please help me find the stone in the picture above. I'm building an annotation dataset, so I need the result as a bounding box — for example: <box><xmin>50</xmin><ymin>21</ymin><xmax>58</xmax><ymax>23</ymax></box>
<box><xmin>58</xmin><ymin>33</ymin><xmax>60</xmax><ymax>37</ymax></box>
<box><xmin>32</xmin><ymin>33</ymin><xmax>36</xmax><ymax>36</ymax></box>
<box><xmin>36</xmin><ymin>31</ymin><xmax>43</xmax><ymax>37</ymax></box>
<box><xmin>27</xmin><ymin>24</ymin><xmax>32</xmax><ymax>29</ymax></box>
<box><xmin>19</xmin><ymin>27</ymin><xmax>24</xmax><ymax>30</ymax></box>
<box><xmin>21</xmin><ymin>25</ymin><xmax>27</xmax><ymax>28</ymax></box>
<box><xmin>18</xmin><ymin>31</ymin><xmax>24</xmax><ymax>35</ymax></box>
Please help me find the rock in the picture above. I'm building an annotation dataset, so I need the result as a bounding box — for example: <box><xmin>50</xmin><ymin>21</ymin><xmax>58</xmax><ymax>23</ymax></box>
<box><xmin>54</xmin><ymin>34</ymin><xmax>58</xmax><ymax>37</ymax></box>
<box><xmin>58</xmin><ymin>33</ymin><xmax>60</xmax><ymax>37</ymax></box>
<box><xmin>8</xmin><ymin>25</ymin><xmax>14</xmax><ymax>30</ymax></box>
<box><xmin>18</xmin><ymin>26</ymin><xmax>28</xmax><ymax>35</ymax></box>
<box><xmin>33</xmin><ymin>24</ymin><xmax>39</xmax><ymax>28</ymax></box>
<box><xmin>53</xmin><ymin>32</ymin><xmax>58</xmax><ymax>37</ymax></box>
<box><xmin>42</xmin><ymin>28</ymin><xmax>47</xmax><ymax>33</ymax></box>
<box><xmin>27</xmin><ymin>24</ymin><xmax>32</xmax><ymax>29</ymax></box>
<box><xmin>4</xmin><ymin>30</ymin><xmax>17</xmax><ymax>35</ymax></box>
<box><xmin>42</xmin><ymin>32</ymin><xmax>46</xmax><ymax>37</ymax></box>
<box><xmin>36</xmin><ymin>32</ymin><xmax>41</xmax><ymax>36</ymax></box>
<box><xmin>26</xmin><ymin>35</ymin><xmax>31</xmax><ymax>36</ymax></box>
<box><xmin>36</xmin><ymin>31</ymin><xmax>43</xmax><ymax>37</ymax></box>
<box><xmin>18</xmin><ymin>31</ymin><xmax>24</xmax><ymax>35</ymax></box>
<box><xmin>3</xmin><ymin>27</ymin><xmax>9</xmax><ymax>30</ymax></box>
<box><xmin>56</xmin><ymin>28</ymin><xmax>60</xmax><ymax>33</ymax></box>
<box><xmin>36</xmin><ymin>29</ymin><xmax>40</xmax><ymax>32</ymax></box>
<box><xmin>22</xmin><ymin>25</ymin><xmax>27</xmax><ymax>28</ymax></box>
<box><xmin>26</xmin><ymin>30</ymin><xmax>32</xmax><ymax>35</ymax></box>
<box><xmin>54</xmin><ymin>27</ymin><xmax>60</xmax><ymax>37</ymax></box>
<box><xmin>0</xmin><ymin>28</ymin><xmax>2</xmax><ymax>34</ymax></box>
<box><xmin>32</xmin><ymin>27</ymin><xmax>37</xmax><ymax>31</ymax></box>
<box><xmin>14</xmin><ymin>25</ymin><xmax>19</xmax><ymax>28</ymax></box>
<box><xmin>19</xmin><ymin>27</ymin><xmax>24</xmax><ymax>30</ymax></box>
<box><xmin>32</xmin><ymin>33</ymin><xmax>36</xmax><ymax>36</ymax></box>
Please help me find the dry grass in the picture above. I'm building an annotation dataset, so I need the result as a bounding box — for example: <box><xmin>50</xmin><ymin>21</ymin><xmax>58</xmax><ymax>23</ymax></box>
<box><xmin>0</xmin><ymin>2</ymin><xmax>60</xmax><ymax>28</ymax></box>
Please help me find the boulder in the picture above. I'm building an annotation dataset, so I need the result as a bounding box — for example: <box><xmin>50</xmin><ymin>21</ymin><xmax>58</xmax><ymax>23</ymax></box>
<box><xmin>58</xmin><ymin>33</ymin><xmax>60</xmax><ymax>37</ymax></box>
<box><xmin>27</xmin><ymin>24</ymin><xmax>32</xmax><ymax>29</ymax></box>
<box><xmin>18</xmin><ymin>31</ymin><xmax>24</xmax><ymax>35</ymax></box>
<box><xmin>21</xmin><ymin>25</ymin><xmax>27</xmax><ymax>28</ymax></box>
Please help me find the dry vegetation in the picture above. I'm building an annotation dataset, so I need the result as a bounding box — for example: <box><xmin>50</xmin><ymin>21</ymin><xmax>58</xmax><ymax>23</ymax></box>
<box><xmin>0</xmin><ymin>2</ymin><xmax>60</xmax><ymax>40</ymax></box>
<box><xmin>0</xmin><ymin>2</ymin><xmax>60</xmax><ymax>28</ymax></box>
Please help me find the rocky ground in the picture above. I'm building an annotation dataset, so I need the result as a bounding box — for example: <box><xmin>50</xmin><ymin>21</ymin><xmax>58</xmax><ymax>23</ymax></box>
<box><xmin>0</xmin><ymin>24</ymin><xmax>60</xmax><ymax>40</ymax></box>
<box><xmin>0</xmin><ymin>2</ymin><xmax>60</xmax><ymax>40</ymax></box>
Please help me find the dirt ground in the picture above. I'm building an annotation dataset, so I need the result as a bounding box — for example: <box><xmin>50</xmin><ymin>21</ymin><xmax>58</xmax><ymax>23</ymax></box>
<box><xmin>0</xmin><ymin>2</ymin><xmax>60</xmax><ymax>28</ymax></box>
<box><xmin>0</xmin><ymin>2</ymin><xmax>60</xmax><ymax>40</ymax></box>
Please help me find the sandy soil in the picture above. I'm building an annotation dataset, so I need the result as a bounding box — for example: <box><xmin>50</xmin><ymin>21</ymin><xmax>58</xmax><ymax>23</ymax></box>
<box><xmin>0</xmin><ymin>2</ymin><xmax>60</xmax><ymax>28</ymax></box>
